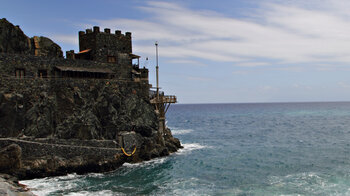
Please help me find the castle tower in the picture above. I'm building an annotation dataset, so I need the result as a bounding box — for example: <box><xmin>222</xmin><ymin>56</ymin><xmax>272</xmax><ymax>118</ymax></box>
<box><xmin>76</xmin><ymin>26</ymin><xmax>133</xmax><ymax>64</ymax></box>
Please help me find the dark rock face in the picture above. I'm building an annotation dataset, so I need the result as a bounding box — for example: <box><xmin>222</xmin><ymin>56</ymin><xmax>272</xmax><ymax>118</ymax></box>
<box><xmin>0</xmin><ymin>18</ymin><xmax>63</xmax><ymax>58</ymax></box>
<box><xmin>0</xmin><ymin>18</ymin><xmax>31</xmax><ymax>55</ymax></box>
<box><xmin>31</xmin><ymin>36</ymin><xmax>63</xmax><ymax>58</ymax></box>
<box><xmin>0</xmin><ymin>144</ymin><xmax>22</xmax><ymax>173</ymax></box>
<box><xmin>0</xmin><ymin>93</ymin><xmax>26</xmax><ymax>137</ymax></box>
<box><xmin>0</xmin><ymin>78</ymin><xmax>182</xmax><ymax>179</ymax></box>
<box><xmin>0</xmin><ymin>78</ymin><xmax>157</xmax><ymax>140</ymax></box>
<box><xmin>0</xmin><ymin>174</ymin><xmax>35</xmax><ymax>195</ymax></box>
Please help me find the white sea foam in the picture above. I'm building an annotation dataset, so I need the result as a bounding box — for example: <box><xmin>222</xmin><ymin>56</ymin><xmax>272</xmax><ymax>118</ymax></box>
<box><xmin>65</xmin><ymin>190</ymin><xmax>116</xmax><ymax>196</ymax></box>
<box><xmin>157</xmin><ymin>177</ymin><xmax>216</xmax><ymax>196</ymax></box>
<box><xmin>86</xmin><ymin>172</ymin><xmax>104</xmax><ymax>178</ymax></box>
<box><xmin>20</xmin><ymin>173</ymin><xmax>82</xmax><ymax>196</ymax></box>
<box><xmin>20</xmin><ymin>143</ymin><xmax>210</xmax><ymax>195</ymax></box>
<box><xmin>121</xmin><ymin>143</ymin><xmax>209</xmax><ymax>168</ymax></box>
<box><xmin>267</xmin><ymin>172</ymin><xmax>350</xmax><ymax>195</ymax></box>
<box><xmin>176</xmin><ymin>143</ymin><xmax>209</xmax><ymax>155</ymax></box>
<box><xmin>171</xmin><ymin>129</ymin><xmax>194</xmax><ymax>135</ymax></box>
<box><xmin>122</xmin><ymin>156</ymin><xmax>168</xmax><ymax>168</ymax></box>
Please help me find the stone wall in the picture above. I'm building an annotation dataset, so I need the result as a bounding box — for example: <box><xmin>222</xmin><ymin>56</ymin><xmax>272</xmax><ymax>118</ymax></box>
<box><xmin>79</xmin><ymin>27</ymin><xmax>132</xmax><ymax>63</ymax></box>
<box><xmin>0</xmin><ymin>53</ymin><xmax>133</xmax><ymax>80</ymax></box>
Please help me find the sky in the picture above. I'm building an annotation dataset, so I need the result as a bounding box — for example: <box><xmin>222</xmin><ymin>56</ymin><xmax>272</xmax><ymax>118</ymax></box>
<box><xmin>3</xmin><ymin>0</ymin><xmax>350</xmax><ymax>103</ymax></box>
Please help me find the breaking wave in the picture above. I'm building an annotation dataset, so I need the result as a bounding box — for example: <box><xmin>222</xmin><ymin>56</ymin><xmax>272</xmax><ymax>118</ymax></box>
<box><xmin>170</xmin><ymin>129</ymin><xmax>194</xmax><ymax>135</ymax></box>
<box><xmin>121</xmin><ymin>143</ymin><xmax>209</xmax><ymax>169</ymax></box>
<box><xmin>20</xmin><ymin>173</ymin><xmax>81</xmax><ymax>196</ymax></box>
<box><xmin>176</xmin><ymin>143</ymin><xmax>209</xmax><ymax>155</ymax></box>
<box><xmin>65</xmin><ymin>190</ymin><xmax>115</xmax><ymax>196</ymax></box>
<box><xmin>122</xmin><ymin>156</ymin><xmax>168</xmax><ymax>168</ymax></box>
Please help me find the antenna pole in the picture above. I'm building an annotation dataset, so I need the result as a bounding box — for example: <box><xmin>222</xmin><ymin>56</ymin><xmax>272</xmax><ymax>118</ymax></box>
<box><xmin>155</xmin><ymin>41</ymin><xmax>159</xmax><ymax>101</ymax></box>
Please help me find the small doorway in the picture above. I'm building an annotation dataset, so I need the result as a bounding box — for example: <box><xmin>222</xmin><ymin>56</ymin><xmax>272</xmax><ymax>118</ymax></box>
<box><xmin>38</xmin><ymin>69</ymin><xmax>48</xmax><ymax>78</ymax></box>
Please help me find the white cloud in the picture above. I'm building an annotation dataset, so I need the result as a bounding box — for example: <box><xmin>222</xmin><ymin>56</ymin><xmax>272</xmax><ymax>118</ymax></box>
<box><xmin>166</xmin><ymin>59</ymin><xmax>207</xmax><ymax>66</ymax></box>
<box><xmin>338</xmin><ymin>81</ymin><xmax>350</xmax><ymax>88</ymax></box>
<box><xmin>82</xmin><ymin>1</ymin><xmax>350</xmax><ymax>68</ymax></box>
<box><xmin>232</xmin><ymin>71</ymin><xmax>248</xmax><ymax>75</ymax></box>
<box><xmin>259</xmin><ymin>85</ymin><xmax>276</xmax><ymax>92</ymax></box>
<box><xmin>50</xmin><ymin>35</ymin><xmax>78</xmax><ymax>45</ymax></box>
<box><xmin>187</xmin><ymin>76</ymin><xmax>213</xmax><ymax>82</ymax></box>
<box><xmin>236</xmin><ymin>62</ymin><xmax>271</xmax><ymax>67</ymax></box>
<box><xmin>292</xmin><ymin>83</ymin><xmax>312</xmax><ymax>90</ymax></box>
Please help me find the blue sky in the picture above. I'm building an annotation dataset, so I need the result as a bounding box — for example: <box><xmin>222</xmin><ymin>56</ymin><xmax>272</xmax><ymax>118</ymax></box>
<box><xmin>3</xmin><ymin>0</ymin><xmax>350</xmax><ymax>103</ymax></box>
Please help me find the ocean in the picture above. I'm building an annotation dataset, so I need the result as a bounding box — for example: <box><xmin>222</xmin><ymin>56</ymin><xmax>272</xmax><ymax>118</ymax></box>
<box><xmin>21</xmin><ymin>102</ymin><xmax>350</xmax><ymax>195</ymax></box>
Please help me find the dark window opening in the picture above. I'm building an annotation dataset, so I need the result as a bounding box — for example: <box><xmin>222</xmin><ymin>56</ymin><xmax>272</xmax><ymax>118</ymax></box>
<box><xmin>15</xmin><ymin>68</ymin><xmax>25</xmax><ymax>78</ymax></box>
<box><xmin>107</xmin><ymin>56</ymin><xmax>116</xmax><ymax>63</ymax></box>
<box><xmin>38</xmin><ymin>69</ymin><xmax>48</xmax><ymax>78</ymax></box>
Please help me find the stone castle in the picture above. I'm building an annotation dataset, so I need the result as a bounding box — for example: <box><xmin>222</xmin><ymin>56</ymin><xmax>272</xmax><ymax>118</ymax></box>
<box><xmin>1</xmin><ymin>19</ymin><xmax>149</xmax><ymax>95</ymax></box>
<box><xmin>0</xmin><ymin>18</ymin><xmax>181</xmax><ymax>179</ymax></box>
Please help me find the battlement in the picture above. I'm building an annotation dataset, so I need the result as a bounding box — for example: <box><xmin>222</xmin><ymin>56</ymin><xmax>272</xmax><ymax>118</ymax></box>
<box><xmin>77</xmin><ymin>26</ymin><xmax>133</xmax><ymax>63</ymax></box>
<box><xmin>78</xmin><ymin>26</ymin><xmax>132</xmax><ymax>38</ymax></box>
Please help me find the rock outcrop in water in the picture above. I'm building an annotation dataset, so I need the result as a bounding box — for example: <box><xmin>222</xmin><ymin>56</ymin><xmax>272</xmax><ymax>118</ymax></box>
<box><xmin>0</xmin><ymin>174</ymin><xmax>34</xmax><ymax>196</ymax></box>
<box><xmin>0</xmin><ymin>18</ymin><xmax>181</xmax><ymax>181</ymax></box>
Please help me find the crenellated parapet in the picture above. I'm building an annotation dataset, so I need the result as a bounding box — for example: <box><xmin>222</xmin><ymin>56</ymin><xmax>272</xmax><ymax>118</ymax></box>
<box><xmin>76</xmin><ymin>26</ymin><xmax>133</xmax><ymax>66</ymax></box>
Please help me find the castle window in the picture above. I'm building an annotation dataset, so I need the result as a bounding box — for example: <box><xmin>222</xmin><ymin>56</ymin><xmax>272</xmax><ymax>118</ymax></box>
<box><xmin>107</xmin><ymin>56</ymin><xmax>116</xmax><ymax>63</ymax></box>
<box><xmin>15</xmin><ymin>68</ymin><xmax>25</xmax><ymax>78</ymax></box>
<box><xmin>38</xmin><ymin>69</ymin><xmax>48</xmax><ymax>78</ymax></box>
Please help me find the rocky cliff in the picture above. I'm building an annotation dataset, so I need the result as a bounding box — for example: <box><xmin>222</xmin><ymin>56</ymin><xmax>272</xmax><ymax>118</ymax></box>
<box><xmin>0</xmin><ymin>78</ymin><xmax>181</xmax><ymax>179</ymax></box>
<box><xmin>0</xmin><ymin>18</ymin><xmax>63</xmax><ymax>57</ymax></box>
<box><xmin>0</xmin><ymin>78</ymin><xmax>157</xmax><ymax>139</ymax></box>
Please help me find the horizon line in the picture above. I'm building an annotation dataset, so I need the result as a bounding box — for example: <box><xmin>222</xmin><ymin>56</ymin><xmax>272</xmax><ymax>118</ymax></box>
<box><xmin>175</xmin><ymin>100</ymin><xmax>350</xmax><ymax>105</ymax></box>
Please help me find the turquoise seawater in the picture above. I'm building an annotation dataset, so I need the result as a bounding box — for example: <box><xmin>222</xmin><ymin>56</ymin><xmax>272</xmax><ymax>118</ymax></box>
<box><xmin>22</xmin><ymin>102</ymin><xmax>350</xmax><ymax>195</ymax></box>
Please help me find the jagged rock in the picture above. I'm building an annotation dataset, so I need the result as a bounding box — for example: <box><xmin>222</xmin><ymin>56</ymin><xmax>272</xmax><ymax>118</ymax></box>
<box><xmin>31</xmin><ymin>36</ymin><xmax>63</xmax><ymax>58</ymax></box>
<box><xmin>56</xmin><ymin>110</ymin><xmax>101</xmax><ymax>139</ymax></box>
<box><xmin>0</xmin><ymin>18</ymin><xmax>32</xmax><ymax>54</ymax></box>
<box><xmin>0</xmin><ymin>174</ymin><xmax>35</xmax><ymax>196</ymax></box>
<box><xmin>0</xmin><ymin>93</ymin><xmax>26</xmax><ymax>137</ymax></box>
<box><xmin>0</xmin><ymin>144</ymin><xmax>22</xmax><ymax>172</ymax></box>
<box><xmin>24</xmin><ymin>93</ymin><xmax>56</xmax><ymax>138</ymax></box>
<box><xmin>164</xmin><ymin>128</ymin><xmax>182</xmax><ymax>152</ymax></box>
<box><xmin>0</xmin><ymin>18</ymin><xmax>63</xmax><ymax>58</ymax></box>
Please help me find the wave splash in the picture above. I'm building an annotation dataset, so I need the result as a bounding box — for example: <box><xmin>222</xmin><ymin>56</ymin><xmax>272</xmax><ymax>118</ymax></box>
<box><xmin>122</xmin><ymin>142</ymin><xmax>209</xmax><ymax>168</ymax></box>
<box><xmin>65</xmin><ymin>190</ymin><xmax>114</xmax><ymax>196</ymax></box>
<box><xmin>176</xmin><ymin>143</ymin><xmax>209</xmax><ymax>155</ymax></box>
<box><xmin>20</xmin><ymin>173</ymin><xmax>81</xmax><ymax>196</ymax></box>
<box><xmin>19</xmin><ymin>142</ymin><xmax>211</xmax><ymax>195</ymax></box>
<box><xmin>171</xmin><ymin>129</ymin><xmax>194</xmax><ymax>135</ymax></box>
